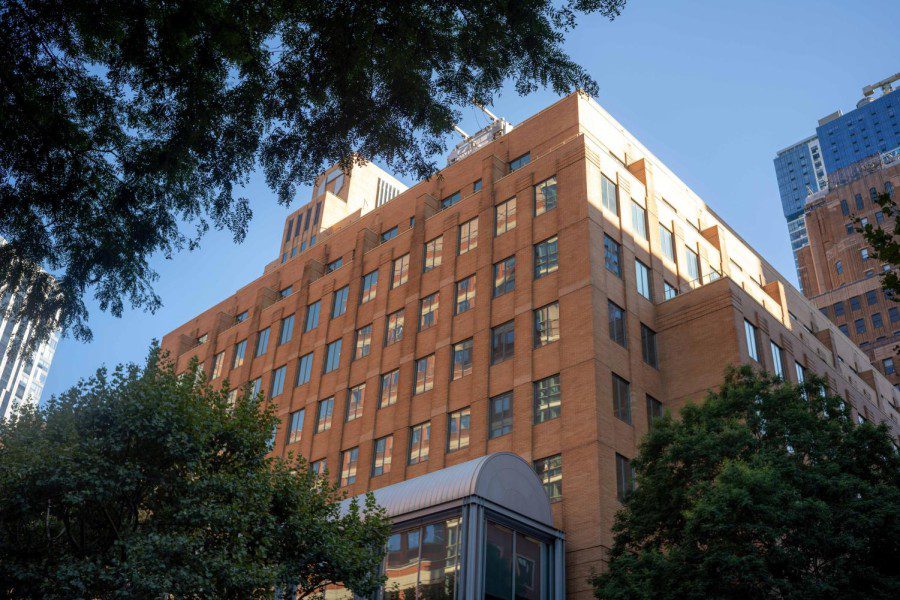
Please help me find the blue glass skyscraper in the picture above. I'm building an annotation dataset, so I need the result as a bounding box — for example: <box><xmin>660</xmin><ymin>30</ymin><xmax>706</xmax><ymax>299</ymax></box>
<box><xmin>773</xmin><ymin>135</ymin><xmax>827</xmax><ymax>268</ymax></box>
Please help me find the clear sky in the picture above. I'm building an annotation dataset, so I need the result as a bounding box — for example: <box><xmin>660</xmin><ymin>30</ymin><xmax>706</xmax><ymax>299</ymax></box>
<box><xmin>40</xmin><ymin>0</ymin><xmax>900</xmax><ymax>400</ymax></box>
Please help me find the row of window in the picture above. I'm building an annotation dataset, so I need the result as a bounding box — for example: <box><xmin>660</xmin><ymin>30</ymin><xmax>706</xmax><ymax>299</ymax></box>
<box><xmin>838</xmin><ymin>182</ymin><xmax>894</xmax><ymax>216</ymax></box>
<box><xmin>825</xmin><ymin>291</ymin><xmax>896</xmax><ymax>318</ymax></box>
<box><xmin>838</xmin><ymin>312</ymin><xmax>897</xmax><ymax>336</ymax></box>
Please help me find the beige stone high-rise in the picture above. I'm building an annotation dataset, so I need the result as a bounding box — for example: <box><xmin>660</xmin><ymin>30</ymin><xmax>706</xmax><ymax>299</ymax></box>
<box><xmin>162</xmin><ymin>93</ymin><xmax>899</xmax><ymax>598</ymax></box>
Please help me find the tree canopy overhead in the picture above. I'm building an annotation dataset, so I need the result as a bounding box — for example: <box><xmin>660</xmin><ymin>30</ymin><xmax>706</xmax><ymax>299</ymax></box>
<box><xmin>0</xmin><ymin>0</ymin><xmax>626</xmax><ymax>353</ymax></box>
<box><xmin>592</xmin><ymin>366</ymin><xmax>900</xmax><ymax>600</ymax></box>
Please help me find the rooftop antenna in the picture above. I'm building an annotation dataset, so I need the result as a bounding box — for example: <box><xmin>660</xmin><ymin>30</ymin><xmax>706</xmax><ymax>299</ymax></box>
<box><xmin>447</xmin><ymin>102</ymin><xmax>514</xmax><ymax>165</ymax></box>
<box><xmin>453</xmin><ymin>125</ymin><xmax>470</xmax><ymax>140</ymax></box>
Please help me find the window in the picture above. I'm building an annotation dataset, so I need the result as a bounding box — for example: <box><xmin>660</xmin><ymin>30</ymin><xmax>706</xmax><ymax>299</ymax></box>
<box><xmin>615</xmin><ymin>454</ymin><xmax>635</xmax><ymax>502</ymax></box>
<box><xmin>612</xmin><ymin>373</ymin><xmax>631</xmax><ymax>424</ymax></box>
<box><xmin>685</xmin><ymin>247</ymin><xmax>700</xmax><ymax>282</ymax></box>
<box><xmin>355</xmin><ymin>324</ymin><xmax>372</xmax><ymax>359</ymax></box>
<box><xmin>310</xmin><ymin>459</ymin><xmax>326</xmax><ymax>477</ymax></box>
<box><xmin>325</xmin><ymin>257</ymin><xmax>343</xmax><ymax>273</ymax></box>
<box><xmin>534</xmin><ymin>176</ymin><xmax>558</xmax><ymax>215</ymax></box>
<box><xmin>890</xmin><ymin>307</ymin><xmax>900</xmax><ymax>323</ymax></box>
<box><xmin>664</xmin><ymin>281</ymin><xmax>678</xmax><ymax>300</ymax></box>
<box><xmin>380</xmin><ymin>369</ymin><xmax>400</xmax><ymax>407</ymax></box>
<box><xmin>509</xmin><ymin>152</ymin><xmax>531</xmax><ymax>171</ymax></box>
<box><xmin>316</xmin><ymin>397</ymin><xmax>335</xmax><ymax>433</ymax></box>
<box><xmin>489</xmin><ymin>393</ymin><xmax>513</xmax><ymax>438</ymax></box>
<box><xmin>278</xmin><ymin>315</ymin><xmax>294</xmax><ymax>345</ymax></box>
<box><xmin>458</xmin><ymin>218</ymin><xmax>478</xmax><ymax>254</ymax></box>
<box><xmin>872</xmin><ymin>312</ymin><xmax>883</xmax><ymax>329</ymax></box>
<box><xmin>770</xmin><ymin>342</ymin><xmax>784</xmax><ymax>378</ymax></box>
<box><xmin>534</xmin><ymin>455</ymin><xmax>562</xmax><ymax>501</ymax></box>
<box><xmin>331</xmin><ymin>286</ymin><xmax>349</xmax><ymax>318</ymax></box>
<box><xmin>835</xmin><ymin>260</ymin><xmax>843</xmax><ymax>275</ymax></box>
<box><xmin>608</xmin><ymin>301</ymin><xmax>627</xmax><ymax>347</ymax></box>
<box><xmin>860</xmin><ymin>248</ymin><xmax>870</xmax><ymax>262</ymax></box>
<box><xmin>346</xmin><ymin>384</ymin><xmax>365</xmax><ymax>421</ymax></box>
<box><xmin>850</xmin><ymin>296</ymin><xmax>861</xmax><ymax>312</ymax></box>
<box><xmin>340</xmin><ymin>447</ymin><xmax>358</xmax><ymax>486</ymax></box>
<box><xmin>372</xmin><ymin>435</ymin><xmax>393</xmax><ymax>477</ymax></box>
<box><xmin>447</xmin><ymin>408</ymin><xmax>471</xmax><ymax>452</ymax></box>
<box><xmin>380</xmin><ymin>226</ymin><xmax>398</xmax><ymax>242</ymax></box>
<box><xmin>296</xmin><ymin>353</ymin><xmax>313</xmax><ymax>385</ymax></box>
<box><xmin>491</xmin><ymin>321</ymin><xmax>516</xmax><ymax>364</ymax></box>
<box><xmin>744</xmin><ymin>320</ymin><xmax>759</xmax><ymax>361</ymax></box>
<box><xmin>838</xmin><ymin>324</ymin><xmax>850</xmax><ymax>336</ymax></box>
<box><xmin>408</xmin><ymin>422</ymin><xmax>430</xmax><ymax>465</ymax></box>
<box><xmin>419</xmin><ymin>293</ymin><xmax>439</xmax><ymax>330</ymax></box>
<box><xmin>855</xmin><ymin>193</ymin><xmax>864</xmax><ymax>210</ymax></box>
<box><xmin>854</xmin><ymin>318</ymin><xmax>866</xmax><ymax>334</ymax></box>
<box><xmin>795</xmin><ymin>362</ymin><xmax>805</xmax><ymax>384</ymax></box>
<box><xmin>534</xmin><ymin>374</ymin><xmax>561</xmax><ymax>423</ymax></box>
<box><xmin>495</xmin><ymin>198</ymin><xmax>517</xmax><ymax>235</ymax></box>
<box><xmin>473</xmin><ymin>179</ymin><xmax>483</xmax><ymax>192</ymax></box>
<box><xmin>866</xmin><ymin>290</ymin><xmax>878</xmax><ymax>305</ymax></box>
<box><xmin>279</xmin><ymin>286</ymin><xmax>292</xmax><ymax>298</ymax></box>
<box><xmin>423</xmin><ymin>236</ymin><xmax>443</xmax><ymax>271</ymax></box>
<box><xmin>493</xmin><ymin>256</ymin><xmax>516</xmax><ymax>297</ymax></box>
<box><xmin>601</xmin><ymin>174</ymin><xmax>619</xmax><ymax>214</ymax></box>
<box><xmin>635</xmin><ymin>260</ymin><xmax>652</xmax><ymax>300</ymax></box>
<box><xmin>271</xmin><ymin>365</ymin><xmax>287</xmax><ymax>397</ymax></box>
<box><xmin>604</xmin><ymin>235</ymin><xmax>622</xmax><ymax>277</ymax></box>
<box><xmin>646</xmin><ymin>395</ymin><xmax>663</xmax><ymax>428</ymax></box>
<box><xmin>534</xmin><ymin>303</ymin><xmax>560</xmax><ymax>347</ymax></box>
<box><xmin>235</xmin><ymin>310</ymin><xmax>249</xmax><ymax>324</ymax></box>
<box><xmin>833</xmin><ymin>301</ymin><xmax>845</xmax><ymax>316</ymax></box>
<box><xmin>840</xmin><ymin>199</ymin><xmax>850</xmax><ymax>215</ymax></box>
<box><xmin>254</xmin><ymin>327</ymin><xmax>270</xmax><ymax>357</ymax></box>
<box><xmin>631</xmin><ymin>201</ymin><xmax>648</xmax><ymax>240</ymax></box>
<box><xmin>534</xmin><ymin>236</ymin><xmax>559</xmax><ymax>278</ymax></box>
<box><xmin>846</xmin><ymin>223</ymin><xmax>855</xmax><ymax>235</ymax></box>
<box><xmin>452</xmin><ymin>338</ymin><xmax>474</xmax><ymax>379</ymax></box>
<box><xmin>659</xmin><ymin>224</ymin><xmax>676</xmax><ymax>262</ymax></box>
<box><xmin>455</xmin><ymin>275</ymin><xmax>476</xmax><ymax>314</ymax></box>
<box><xmin>640</xmin><ymin>324</ymin><xmax>658</xmax><ymax>368</ymax></box>
<box><xmin>360</xmin><ymin>270</ymin><xmax>379</xmax><ymax>303</ymax></box>
<box><xmin>386</xmin><ymin>310</ymin><xmax>405</xmax><ymax>345</ymax></box>
<box><xmin>414</xmin><ymin>355</ymin><xmax>435</xmax><ymax>394</ymax></box>
<box><xmin>883</xmin><ymin>358</ymin><xmax>896</xmax><ymax>375</ymax></box>
<box><xmin>211</xmin><ymin>352</ymin><xmax>224</xmax><ymax>379</ymax></box>
<box><xmin>250</xmin><ymin>377</ymin><xmax>262</xmax><ymax>398</ymax></box>
<box><xmin>441</xmin><ymin>190</ymin><xmax>461</xmax><ymax>209</ymax></box>
<box><xmin>305</xmin><ymin>301</ymin><xmax>320</xmax><ymax>331</ymax></box>
<box><xmin>324</xmin><ymin>339</ymin><xmax>342</xmax><ymax>373</ymax></box>
<box><xmin>391</xmin><ymin>254</ymin><xmax>409</xmax><ymax>288</ymax></box>
<box><xmin>286</xmin><ymin>409</ymin><xmax>304</xmax><ymax>445</ymax></box>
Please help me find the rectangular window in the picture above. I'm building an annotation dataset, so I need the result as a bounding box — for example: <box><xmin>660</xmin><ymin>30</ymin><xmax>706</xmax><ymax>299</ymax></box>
<box><xmin>744</xmin><ymin>320</ymin><xmax>759</xmax><ymax>361</ymax></box>
<box><xmin>455</xmin><ymin>275</ymin><xmax>476</xmax><ymax>314</ymax></box>
<box><xmin>211</xmin><ymin>351</ymin><xmax>224</xmax><ymax>379</ymax></box>
<box><xmin>380</xmin><ymin>369</ymin><xmax>400</xmax><ymax>407</ymax></box>
<box><xmin>646</xmin><ymin>395</ymin><xmax>663</xmax><ymax>428</ymax></box>
<box><xmin>833</xmin><ymin>301</ymin><xmax>845</xmax><ymax>316</ymax></box>
<box><xmin>279</xmin><ymin>286</ymin><xmax>292</xmax><ymax>298</ymax></box>
<box><xmin>419</xmin><ymin>293</ymin><xmax>439</xmax><ymax>330</ymax></box>
<box><xmin>305</xmin><ymin>301</ymin><xmax>320</xmax><ymax>331</ymax></box>
<box><xmin>278</xmin><ymin>315</ymin><xmax>294</xmax><ymax>345</ymax></box>
<box><xmin>385</xmin><ymin>309</ymin><xmax>405</xmax><ymax>345</ymax></box>
<box><xmin>534</xmin><ymin>454</ymin><xmax>562</xmax><ymax>501</ymax></box>
<box><xmin>331</xmin><ymin>286</ymin><xmax>349</xmax><ymax>318</ymax></box>
<box><xmin>254</xmin><ymin>327</ymin><xmax>270</xmax><ymax>357</ymax></box>
<box><xmin>310</xmin><ymin>459</ymin><xmax>326</xmax><ymax>476</ymax></box>
<box><xmin>659</xmin><ymin>224</ymin><xmax>675</xmax><ymax>262</ymax></box>
<box><xmin>371</xmin><ymin>435</ymin><xmax>393</xmax><ymax>477</ymax></box>
<box><xmin>601</xmin><ymin>174</ymin><xmax>619</xmax><ymax>214</ymax></box>
<box><xmin>534</xmin><ymin>236</ymin><xmax>559</xmax><ymax>279</ymax></box>
<box><xmin>493</xmin><ymin>256</ymin><xmax>516</xmax><ymax>297</ymax></box>
<box><xmin>883</xmin><ymin>358</ymin><xmax>895</xmax><ymax>375</ymax></box>
<box><xmin>604</xmin><ymin>235</ymin><xmax>622</xmax><ymax>277</ymax></box>
<box><xmin>631</xmin><ymin>201</ymin><xmax>648</xmax><ymax>240</ymax></box>
<box><xmin>489</xmin><ymin>392</ymin><xmax>513</xmax><ymax>439</ymax></box>
<box><xmin>872</xmin><ymin>312</ymin><xmax>883</xmax><ymax>329</ymax></box>
<box><xmin>340</xmin><ymin>447</ymin><xmax>358</xmax><ymax>486</ymax></box>
<box><xmin>854</xmin><ymin>318</ymin><xmax>866</xmax><ymax>334</ymax></box>
<box><xmin>324</xmin><ymin>339</ymin><xmax>342</xmax><ymax>373</ymax></box>
<box><xmin>473</xmin><ymin>179</ymin><xmax>483</xmax><ymax>192</ymax></box>
<box><xmin>640</xmin><ymin>324</ymin><xmax>658</xmax><ymax>368</ymax></box>
<box><xmin>664</xmin><ymin>281</ymin><xmax>678</xmax><ymax>300</ymax></box>
<box><xmin>414</xmin><ymin>354</ymin><xmax>435</xmax><ymax>394</ymax></box>
<box><xmin>441</xmin><ymin>190</ymin><xmax>461</xmax><ymax>209</ymax></box>
<box><xmin>534</xmin><ymin>374</ymin><xmax>561</xmax><ymax>423</ymax></box>
<box><xmin>795</xmin><ymin>362</ymin><xmax>805</xmax><ymax>384</ymax></box>
<box><xmin>608</xmin><ymin>301</ymin><xmax>627</xmax><ymax>347</ymax></box>
<box><xmin>423</xmin><ymin>236</ymin><xmax>443</xmax><ymax>272</ymax></box>
<box><xmin>866</xmin><ymin>290</ymin><xmax>878</xmax><ymax>305</ymax></box>
<box><xmin>250</xmin><ymin>377</ymin><xmax>262</xmax><ymax>398</ymax></box>
<box><xmin>408</xmin><ymin>422</ymin><xmax>431</xmax><ymax>465</ymax></box>
<box><xmin>316</xmin><ymin>397</ymin><xmax>335</xmax><ymax>433</ymax></box>
<box><xmin>635</xmin><ymin>260</ymin><xmax>652</xmax><ymax>300</ymax></box>
<box><xmin>849</xmin><ymin>296</ymin><xmax>861</xmax><ymax>311</ymax></box>
<box><xmin>447</xmin><ymin>408</ymin><xmax>471</xmax><ymax>452</ymax></box>
<box><xmin>685</xmin><ymin>247</ymin><xmax>700</xmax><ymax>282</ymax></box>
<box><xmin>452</xmin><ymin>338</ymin><xmax>474</xmax><ymax>379</ymax></box>
<box><xmin>360</xmin><ymin>270</ymin><xmax>379</xmax><ymax>303</ymax></box>
<box><xmin>296</xmin><ymin>352</ymin><xmax>313</xmax><ymax>385</ymax></box>
<box><xmin>495</xmin><ymin>198</ymin><xmax>517</xmax><ymax>235</ymax></box>
<box><xmin>346</xmin><ymin>384</ymin><xmax>365</xmax><ymax>421</ymax></box>
<box><xmin>391</xmin><ymin>254</ymin><xmax>409</xmax><ymax>288</ymax></box>
<box><xmin>534</xmin><ymin>303</ymin><xmax>560</xmax><ymax>347</ymax></box>
<box><xmin>491</xmin><ymin>321</ymin><xmax>516</xmax><ymax>364</ymax></box>
<box><xmin>355</xmin><ymin>324</ymin><xmax>372</xmax><ymax>359</ymax></box>
<box><xmin>534</xmin><ymin>176</ymin><xmax>558</xmax><ymax>215</ymax></box>
<box><xmin>770</xmin><ymin>342</ymin><xmax>784</xmax><ymax>378</ymax></box>
<box><xmin>325</xmin><ymin>257</ymin><xmax>343</xmax><ymax>273</ymax></box>
<box><xmin>232</xmin><ymin>340</ymin><xmax>247</xmax><ymax>369</ymax></box>
<box><xmin>612</xmin><ymin>373</ymin><xmax>631</xmax><ymax>424</ymax></box>
<box><xmin>509</xmin><ymin>152</ymin><xmax>531</xmax><ymax>171</ymax></box>
<box><xmin>270</xmin><ymin>365</ymin><xmax>287</xmax><ymax>397</ymax></box>
<box><xmin>380</xmin><ymin>226</ymin><xmax>398</xmax><ymax>242</ymax></box>
<box><xmin>286</xmin><ymin>409</ymin><xmax>305</xmax><ymax>445</ymax></box>
<box><xmin>459</xmin><ymin>218</ymin><xmax>478</xmax><ymax>254</ymax></box>
<box><xmin>615</xmin><ymin>454</ymin><xmax>635</xmax><ymax>502</ymax></box>
<box><xmin>890</xmin><ymin>307</ymin><xmax>900</xmax><ymax>323</ymax></box>
<box><xmin>235</xmin><ymin>310</ymin><xmax>249</xmax><ymax>323</ymax></box>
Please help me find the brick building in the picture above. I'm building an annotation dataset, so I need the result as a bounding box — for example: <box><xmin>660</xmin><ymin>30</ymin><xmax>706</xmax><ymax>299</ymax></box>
<box><xmin>161</xmin><ymin>92</ymin><xmax>899</xmax><ymax>597</ymax></box>
<box><xmin>798</xmin><ymin>159</ymin><xmax>898</xmax><ymax>390</ymax></box>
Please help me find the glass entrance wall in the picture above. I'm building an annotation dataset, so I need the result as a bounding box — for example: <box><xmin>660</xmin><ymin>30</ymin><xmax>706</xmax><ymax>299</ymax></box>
<box><xmin>484</xmin><ymin>522</ymin><xmax>545</xmax><ymax>600</ymax></box>
<box><xmin>384</xmin><ymin>516</ymin><xmax>462</xmax><ymax>599</ymax></box>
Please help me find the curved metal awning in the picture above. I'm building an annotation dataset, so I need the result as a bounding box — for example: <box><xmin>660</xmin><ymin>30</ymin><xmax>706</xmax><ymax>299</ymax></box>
<box><xmin>339</xmin><ymin>452</ymin><xmax>553</xmax><ymax>527</ymax></box>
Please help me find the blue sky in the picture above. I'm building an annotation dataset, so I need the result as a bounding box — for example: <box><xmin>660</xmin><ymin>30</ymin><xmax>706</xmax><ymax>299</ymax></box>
<box><xmin>40</xmin><ymin>0</ymin><xmax>900</xmax><ymax>399</ymax></box>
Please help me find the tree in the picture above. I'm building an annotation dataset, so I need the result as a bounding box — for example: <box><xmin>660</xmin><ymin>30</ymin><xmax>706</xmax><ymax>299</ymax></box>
<box><xmin>0</xmin><ymin>346</ymin><xmax>391</xmax><ymax>599</ymax></box>
<box><xmin>857</xmin><ymin>191</ymin><xmax>899</xmax><ymax>299</ymax></box>
<box><xmin>592</xmin><ymin>366</ymin><xmax>900</xmax><ymax>600</ymax></box>
<box><xmin>0</xmin><ymin>0</ymin><xmax>626</xmax><ymax>354</ymax></box>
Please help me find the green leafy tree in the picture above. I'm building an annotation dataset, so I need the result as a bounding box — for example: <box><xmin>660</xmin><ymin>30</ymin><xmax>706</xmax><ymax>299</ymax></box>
<box><xmin>857</xmin><ymin>191</ymin><xmax>899</xmax><ymax>299</ymax></box>
<box><xmin>592</xmin><ymin>366</ymin><xmax>900</xmax><ymax>600</ymax></box>
<box><xmin>0</xmin><ymin>346</ymin><xmax>391</xmax><ymax>599</ymax></box>
<box><xmin>0</xmin><ymin>0</ymin><xmax>626</xmax><ymax>354</ymax></box>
